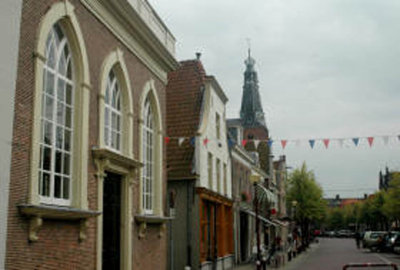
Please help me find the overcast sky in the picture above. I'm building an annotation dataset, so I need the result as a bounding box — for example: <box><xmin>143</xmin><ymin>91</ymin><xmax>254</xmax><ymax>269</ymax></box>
<box><xmin>150</xmin><ymin>0</ymin><xmax>400</xmax><ymax>198</ymax></box>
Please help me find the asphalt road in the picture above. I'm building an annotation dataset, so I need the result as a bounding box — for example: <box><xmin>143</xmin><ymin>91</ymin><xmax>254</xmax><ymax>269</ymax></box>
<box><xmin>286</xmin><ymin>238</ymin><xmax>400</xmax><ymax>270</ymax></box>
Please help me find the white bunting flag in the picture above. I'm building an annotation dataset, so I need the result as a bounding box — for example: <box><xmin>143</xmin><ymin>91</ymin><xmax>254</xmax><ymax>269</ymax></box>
<box><xmin>254</xmin><ymin>140</ymin><xmax>260</xmax><ymax>149</ymax></box>
<box><xmin>178</xmin><ymin>137</ymin><xmax>185</xmax><ymax>146</ymax></box>
<box><xmin>383</xmin><ymin>136</ymin><xmax>389</xmax><ymax>146</ymax></box>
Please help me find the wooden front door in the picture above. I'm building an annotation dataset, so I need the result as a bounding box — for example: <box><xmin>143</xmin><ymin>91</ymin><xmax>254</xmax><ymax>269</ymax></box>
<box><xmin>102</xmin><ymin>172</ymin><xmax>122</xmax><ymax>270</ymax></box>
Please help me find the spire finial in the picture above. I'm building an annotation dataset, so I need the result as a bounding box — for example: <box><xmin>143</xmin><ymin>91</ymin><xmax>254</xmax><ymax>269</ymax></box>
<box><xmin>246</xmin><ymin>38</ymin><xmax>251</xmax><ymax>58</ymax></box>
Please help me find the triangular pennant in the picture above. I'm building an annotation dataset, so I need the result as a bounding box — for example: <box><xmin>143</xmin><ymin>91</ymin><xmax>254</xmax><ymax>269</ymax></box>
<box><xmin>178</xmin><ymin>137</ymin><xmax>185</xmax><ymax>146</ymax></box>
<box><xmin>254</xmin><ymin>140</ymin><xmax>260</xmax><ymax>149</ymax></box>
<box><xmin>367</xmin><ymin>137</ymin><xmax>374</xmax><ymax>147</ymax></box>
<box><xmin>352</xmin><ymin>138</ymin><xmax>359</xmax><ymax>146</ymax></box>
<box><xmin>309</xmin><ymin>139</ymin><xmax>315</xmax><ymax>149</ymax></box>
<box><xmin>295</xmin><ymin>140</ymin><xmax>301</xmax><ymax>147</ymax></box>
<box><xmin>338</xmin><ymin>139</ymin><xmax>344</xmax><ymax>148</ymax></box>
<box><xmin>383</xmin><ymin>136</ymin><xmax>389</xmax><ymax>146</ymax></box>
<box><xmin>189</xmin><ymin>137</ymin><xmax>196</xmax><ymax>146</ymax></box>
<box><xmin>164</xmin><ymin>137</ymin><xmax>170</xmax><ymax>145</ymax></box>
<box><xmin>267</xmin><ymin>140</ymin><xmax>274</xmax><ymax>147</ymax></box>
<box><xmin>203</xmin><ymin>138</ymin><xmax>209</xmax><ymax>146</ymax></box>
<box><xmin>281</xmin><ymin>140</ymin><xmax>288</xmax><ymax>149</ymax></box>
<box><xmin>323</xmin><ymin>139</ymin><xmax>330</xmax><ymax>149</ymax></box>
<box><xmin>398</xmin><ymin>135</ymin><xmax>400</xmax><ymax>141</ymax></box>
<box><xmin>241</xmin><ymin>139</ymin><xmax>248</xmax><ymax>147</ymax></box>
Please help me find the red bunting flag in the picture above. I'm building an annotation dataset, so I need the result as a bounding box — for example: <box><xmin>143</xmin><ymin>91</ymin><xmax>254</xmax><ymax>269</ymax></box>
<box><xmin>281</xmin><ymin>140</ymin><xmax>287</xmax><ymax>149</ymax></box>
<box><xmin>367</xmin><ymin>137</ymin><xmax>374</xmax><ymax>147</ymax></box>
<box><xmin>323</xmin><ymin>139</ymin><xmax>330</xmax><ymax>149</ymax></box>
<box><xmin>241</xmin><ymin>139</ymin><xmax>248</xmax><ymax>147</ymax></box>
<box><xmin>164</xmin><ymin>137</ymin><xmax>170</xmax><ymax>145</ymax></box>
<box><xmin>203</xmin><ymin>138</ymin><xmax>209</xmax><ymax>146</ymax></box>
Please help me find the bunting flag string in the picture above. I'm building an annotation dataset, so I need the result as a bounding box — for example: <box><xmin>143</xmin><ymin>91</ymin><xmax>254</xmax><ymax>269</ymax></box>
<box><xmin>162</xmin><ymin>134</ymin><xmax>400</xmax><ymax>150</ymax></box>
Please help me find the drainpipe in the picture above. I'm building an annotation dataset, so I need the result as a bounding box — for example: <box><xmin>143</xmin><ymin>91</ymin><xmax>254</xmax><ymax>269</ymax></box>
<box><xmin>186</xmin><ymin>180</ymin><xmax>193</xmax><ymax>269</ymax></box>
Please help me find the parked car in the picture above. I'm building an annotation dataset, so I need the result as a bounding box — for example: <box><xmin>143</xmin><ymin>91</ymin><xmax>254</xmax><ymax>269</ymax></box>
<box><xmin>338</xmin><ymin>230</ymin><xmax>354</xmax><ymax>238</ymax></box>
<box><xmin>383</xmin><ymin>232</ymin><xmax>400</xmax><ymax>252</ymax></box>
<box><xmin>362</xmin><ymin>231</ymin><xmax>387</xmax><ymax>250</ymax></box>
<box><xmin>393</xmin><ymin>235</ymin><xmax>400</xmax><ymax>254</ymax></box>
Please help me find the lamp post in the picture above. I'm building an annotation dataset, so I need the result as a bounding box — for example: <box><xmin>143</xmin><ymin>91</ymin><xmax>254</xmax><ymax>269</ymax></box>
<box><xmin>250</xmin><ymin>174</ymin><xmax>262</xmax><ymax>270</ymax></box>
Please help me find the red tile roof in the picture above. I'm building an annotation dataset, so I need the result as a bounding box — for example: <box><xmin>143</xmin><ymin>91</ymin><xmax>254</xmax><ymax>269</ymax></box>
<box><xmin>166</xmin><ymin>60</ymin><xmax>207</xmax><ymax>180</ymax></box>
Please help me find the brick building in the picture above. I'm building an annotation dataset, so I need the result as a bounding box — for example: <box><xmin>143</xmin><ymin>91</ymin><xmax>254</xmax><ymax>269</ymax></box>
<box><xmin>4</xmin><ymin>0</ymin><xmax>178</xmax><ymax>269</ymax></box>
<box><xmin>166</xmin><ymin>58</ymin><xmax>234</xmax><ymax>270</ymax></box>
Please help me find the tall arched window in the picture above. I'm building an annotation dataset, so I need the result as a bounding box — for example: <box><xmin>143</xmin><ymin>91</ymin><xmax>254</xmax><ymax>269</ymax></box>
<box><xmin>104</xmin><ymin>70</ymin><xmax>122</xmax><ymax>151</ymax></box>
<box><xmin>39</xmin><ymin>24</ymin><xmax>73</xmax><ymax>205</ymax></box>
<box><xmin>142</xmin><ymin>98</ymin><xmax>154</xmax><ymax>213</ymax></box>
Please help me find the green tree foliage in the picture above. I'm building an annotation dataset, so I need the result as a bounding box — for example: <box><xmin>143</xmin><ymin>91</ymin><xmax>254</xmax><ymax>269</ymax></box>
<box><xmin>287</xmin><ymin>162</ymin><xmax>326</xmax><ymax>245</ymax></box>
<box><xmin>383</xmin><ymin>173</ymin><xmax>400</xmax><ymax>226</ymax></box>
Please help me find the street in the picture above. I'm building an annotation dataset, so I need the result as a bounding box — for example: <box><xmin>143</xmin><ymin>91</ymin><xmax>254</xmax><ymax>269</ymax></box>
<box><xmin>286</xmin><ymin>238</ymin><xmax>400</xmax><ymax>270</ymax></box>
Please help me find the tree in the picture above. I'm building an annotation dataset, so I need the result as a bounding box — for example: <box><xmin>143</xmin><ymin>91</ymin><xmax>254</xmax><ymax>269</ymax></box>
<box><xmin>382</xmin><ymin>173</ymin><xmax>400</xmax><ymax>228</ymax></box>
<box><xmin>287</xmin><ymin>162</ymin><xmax>326</xmax><ymax>247</ymax></box>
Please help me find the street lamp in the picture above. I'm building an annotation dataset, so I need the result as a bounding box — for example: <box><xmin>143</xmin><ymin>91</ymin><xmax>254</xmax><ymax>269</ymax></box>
<box><xmin>250</xmin><ymin>174</ymin><xmax>262</xmax><ymax>270</ymax></box>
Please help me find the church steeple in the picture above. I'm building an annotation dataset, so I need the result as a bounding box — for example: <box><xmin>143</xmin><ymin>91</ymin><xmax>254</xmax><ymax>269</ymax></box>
<box><xmin>240</xmin><ymin>50</ymin><xmax>266</xmax><ymax>127</ymax></box>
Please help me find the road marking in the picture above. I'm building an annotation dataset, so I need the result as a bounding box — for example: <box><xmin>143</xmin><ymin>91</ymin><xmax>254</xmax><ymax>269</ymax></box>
<box><xmin>374</xmin><ymin>252</ymin><xmax>392</xmax><ymax>264</ymax></box>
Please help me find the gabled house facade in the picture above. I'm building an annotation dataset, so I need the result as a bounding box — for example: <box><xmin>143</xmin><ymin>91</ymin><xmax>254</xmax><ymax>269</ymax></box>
<box><xmin>4</xmin><ymin>0</ymin><xmax>178</xmax><ymax>269</ymax></box>
<box><xmin>166</xmin><ymin>58</ymin><xmax>234</xmax><ymax>270</ymax></box>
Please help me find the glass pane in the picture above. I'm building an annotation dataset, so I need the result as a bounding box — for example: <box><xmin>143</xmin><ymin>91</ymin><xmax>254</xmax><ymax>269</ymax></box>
<box><xmin>47</xmin><ymin>42</ymin><xmax>56</xmax><ymax>69</ymax></box>
<box><xmin>57</xmin><ymin>102</ymin><xmax>64</xmax><ymax>125</ymax></box>
<box><xmin>57</xmin><ymin>79</ymin><xmax>65</xmax><ymax>102</ymax></box>
<box><xmin>116</xmin><ymin>133</ymin><xmax>120</xmax><ymax>150</ymax></box>
<box><xmin>45</xmin><ymin>95</ymin><xmax>54</xmax><ymax>120</ymax></box>
<box><xmin>45</xmin><ymin>71</ymin><xmax>55</xmax><ymax>95</ymax></box>
<box><xmin>66</xmin><ymin>84</ymin><xmax>72</xmax><ymax>105</ymax></box>
<box><xmin>65</xmin><ymin>106</ymin><xmax>72</xmax><ymax>128</ymax></box>
<box><xmin>105</xmin><ymin>86</ymin><xmax>110</xmax><ymax>104</ymax></box>
<box><xmin>43</xmin><ymin>147</ymin><xmax>51</xmax><ymax>171</ymax></box>
<box><xmin>116</xmin><ymin>114</ymin><xmax>121</xmax><ymax>131</ymax></box>
<box><xmin>104</xmin><ymin>126</ymin><xmax>109</xmax><ymax>146</ymax></box>
<box><xmin>64</xmin><ymin>129</ymin><xmax>71</xmax><ymax>151</ymax></box>
<box><xmin>111</xmin><ymin>112</ymin><xmax>117</xmax><ymax>129</ymax></box>
<box><xmin>63</xmin><ymin>177</ymin><xmax>70</xmax><ymax>199</ymax></box>
<box><xmin>63</xmin><ymin>153</ymin><xmax>70</xmax><ymax>175</ymax></box>
<box><xmin>43</xmin><ymin>121</ymin><xmax>52</xmax><ymax>145</ymax></box>
<box><xmin>105</xmin><ymin>108</ymin><xmax>110</xmax><ymax>127</ymax></box>
<box><xmin>42</xmin><ymin>172</ymin><xmax>50</xmax><ymax>196</ymax></box>
<box><xmin>66</xmin><ymin>59</ymin><xmax>72</xmax><ymax>80</ymax></box>
<box><xmin>58</xmin><ymin>50</ymin><xmax>66</xmax><ymax>76</ymax></box>
<box><xmin>55</xmin><ymin>150</ymin><xmax>62</xmax><ymax>173</ymax></box>
<box><xmin>54</xmin><ymin>175</ymin><xmax>61</xmax><ymax>198</ymax></box>
<box><xmin>56</xmin><ymin>126</ymin><xmax>63</xmax><ymax>149</ymax></box>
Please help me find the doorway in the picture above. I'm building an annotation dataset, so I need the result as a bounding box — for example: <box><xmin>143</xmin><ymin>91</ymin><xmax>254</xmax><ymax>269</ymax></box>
<box><xmin>102</xmin><ymin>172</ymin><xmax>122</xmax><ymax>270</ymax></box>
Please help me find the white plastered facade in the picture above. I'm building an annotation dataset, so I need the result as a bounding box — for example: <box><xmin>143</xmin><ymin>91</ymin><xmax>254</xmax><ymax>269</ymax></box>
<box><xmin>196</xmin><ymin>80</ymin><xmax>232</xmax><ymax>198</ymax></box>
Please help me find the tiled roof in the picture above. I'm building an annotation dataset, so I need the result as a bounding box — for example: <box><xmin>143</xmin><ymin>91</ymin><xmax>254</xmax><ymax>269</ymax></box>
<box><xmin>166</xmin><ymin>59</ymin><xmax>207</xmax><ymax>180</ymax></box>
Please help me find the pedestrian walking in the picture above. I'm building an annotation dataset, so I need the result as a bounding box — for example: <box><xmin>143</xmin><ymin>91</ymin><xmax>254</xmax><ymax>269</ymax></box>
<box><xmin>355</xmin><ymin>231</ymin><xmax>361</xmax><ymax>249</ymax></box>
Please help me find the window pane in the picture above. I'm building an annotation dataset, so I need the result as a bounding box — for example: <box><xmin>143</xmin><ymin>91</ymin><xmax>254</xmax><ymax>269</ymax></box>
<box><xmin>64</xmin><ymin>129</ymin><xmax>71</xmax><ymax>151</ymax></box>
<box><xmin>111</xmin><ymin>112</ymin><xmax>117</xmax><ymax>130</ymax></box>
<box><xmin>63</xmin><ymin>177</ymin><xmax>70</xmax><ymax>199</ymax></box>
<box><xmin>57</xmin><ymin>102</ymin><xmax>64</xmax><ymax>125</ymax></box>
<box><xmin>56</xmin><ymin>126</ymin><xmax>63</xmax><ymax>149</ymax></box>
<box><xmin>65</xmin><ymin>106</ymin><xmax>72</xmax><ymax>128</ymax></box>
<box><xmin>43</xmin><ymin>121</ymin><xmax>52</xmax><ymax>145</ymax></box>
<box><xmin>54</xmin><ymin>175</ymin><xmax>61</xmax><ymax>198</ymax></box>
<box><xmin>55</xmin><ymin>150</ymin><xmax>62</xmax><ymax>173</ymax></box>
<box><xmin>66</xmin><ymin>59</ymin><xmax>72</xmax><ymax>80</ymax></box>
<box><xmin>63</xmin><ymin>153</ymin><xmax>70</xmax><ymax>175</ymax></box>
<box><xmin>57</xmin><ymin>79</ymin><xmax>65</xmax><ymax>102</ymax></box>
<box><xmin>45</xmin><ymin>95</ymin><xmax>54</xmax><ymax>120</ymax></box>
<box><xmin>104</xmin><ymin>126</ymin><xmax>109</xmax><ymax>146</ymax></box>
<box><xmin>43</xmin><ymin>146</ymin><xmax>51</xmax><ymax>171</ymax></box>
<box><xmin>105</xmin><ymin>108</ymin><xmax>110</xmax><ymax>127</ymax></box>
<box><xmin>42</xmin><ymin>172</ymin><xmax>50</xmax><ymax>196</ymax></box>
<box><xmin>45</xmin><ymin>71</ymin><xmax>55</xmax><ymax>95</ymax></box>
<box><xmin>47</xmin><ymin>42</ymin><xmax>56</xmax><ymax>69</ymax></box>
<box><xmin>66</xmin><ymin>83</ymin><xmax>72</xmax><ymax>105</ymax></box>
<box><xmin>58</xmin><ymin>50</ymin><xmax>66</xmax><ymax>76</ymax></box>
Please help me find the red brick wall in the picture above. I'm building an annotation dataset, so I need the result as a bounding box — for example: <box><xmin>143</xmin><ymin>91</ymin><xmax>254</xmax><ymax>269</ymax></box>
<box><xmin>6</xmin><ymin>0</ymin><xmax>168</xmax><ymax>269</ymax></box>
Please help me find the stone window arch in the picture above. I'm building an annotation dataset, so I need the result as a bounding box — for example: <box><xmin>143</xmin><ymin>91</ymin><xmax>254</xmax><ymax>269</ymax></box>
<box><xmin>30</xmin><ymin>1</ymin><xmax>91</xmax><ymax>208</ymax></box>
<box><xmin>139</xmin><ymin>80</ymin><xmax>163</xmax><ymax>215</ymax></box>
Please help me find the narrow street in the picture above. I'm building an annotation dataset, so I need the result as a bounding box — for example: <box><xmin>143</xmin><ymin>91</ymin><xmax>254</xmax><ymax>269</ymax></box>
<box><xmin>286</xmin><ymin>238</ymin><xmax>400</xmax><ymax>270</ymax></box>
<box><xmin>235</xmin><ymin>238</ymin><xmax>400</xmax><ymax>270</ymax></box>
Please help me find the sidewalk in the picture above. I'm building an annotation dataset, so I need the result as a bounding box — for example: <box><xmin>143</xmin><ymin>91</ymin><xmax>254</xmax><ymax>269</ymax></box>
<box><xmin>232</xmin><ymin>242</ymin><xmax>320</xmax><ymax>270</ymax></box>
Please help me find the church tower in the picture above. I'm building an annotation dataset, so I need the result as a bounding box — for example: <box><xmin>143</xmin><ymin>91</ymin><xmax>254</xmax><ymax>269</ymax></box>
<box><xmin>240</xmin><ymin>49</ymin><xmax>266</xmax><ymax>127</ymax></box>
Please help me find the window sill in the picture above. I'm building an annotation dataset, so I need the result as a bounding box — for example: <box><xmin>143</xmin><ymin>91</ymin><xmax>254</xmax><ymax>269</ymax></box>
<box><xmin>92</xmin><ymin>147</ymin><xmax>142</xmax><ymax>170</ymax></box>
<box><xmin>134</xmin><ymin>214</ymin><xmax>172</xmax><ymax>239</ymax></box>
<box><xmin>18</xmin><ymin>204</ymin><xmax>101</xmax><ymax>242</ymax></box>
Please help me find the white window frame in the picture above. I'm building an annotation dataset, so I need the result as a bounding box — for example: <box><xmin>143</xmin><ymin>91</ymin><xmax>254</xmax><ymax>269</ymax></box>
<box><xmin>39</xmin><ymin>24</ymin><xmax>73</xmax><ymax>206</ymax></box>
<box><xmin>142</xmin><ymin>98</ymin><xmax>154</xmax><ymax>214</ymax></box>
<box><xmin>104</xmin><ymin>70</ymin><xmax>122</xmax><ymax>152</ymax></box>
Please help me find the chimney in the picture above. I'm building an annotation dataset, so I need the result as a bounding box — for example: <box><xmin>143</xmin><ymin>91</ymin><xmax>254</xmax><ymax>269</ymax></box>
<box><xmin>196</xmin><ymin>52</ymin><xmax>201</xmax><ymax>60</ymax></box>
